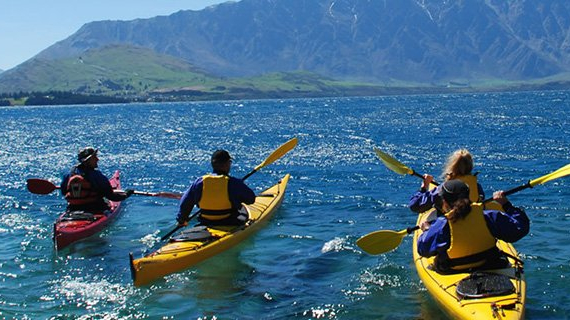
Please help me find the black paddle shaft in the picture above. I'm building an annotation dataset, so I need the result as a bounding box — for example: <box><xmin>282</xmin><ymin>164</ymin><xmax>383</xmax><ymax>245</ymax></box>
<box><xmin>160</xmin><ymin>211</ymin><xmax>201</xmax><ymax>241</ymax></box>
<box><xmin>483</xmin><ymin>180</ymin><xmax>532</xmax><ymax>203</ymax></box>
<box><xmin>407</xmin><ymin>225</ymin><xmax>420</xmax><ymax>234</ymax></box>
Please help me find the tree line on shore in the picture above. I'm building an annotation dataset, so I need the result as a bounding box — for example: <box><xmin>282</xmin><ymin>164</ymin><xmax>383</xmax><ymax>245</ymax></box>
<box><xmin>0</xmin><ymin>91</ymin><xmax>129</xmax><ymax>106</ymax></box>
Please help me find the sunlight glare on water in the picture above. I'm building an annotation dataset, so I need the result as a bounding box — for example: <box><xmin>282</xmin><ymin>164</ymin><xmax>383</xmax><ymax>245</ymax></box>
<box><xmin>1</xmin><ymin>92</ymin><xmax>570</xmax><ymax>318</ymax></box>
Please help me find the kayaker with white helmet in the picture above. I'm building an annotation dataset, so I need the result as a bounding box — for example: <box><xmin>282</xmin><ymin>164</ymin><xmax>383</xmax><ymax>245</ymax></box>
<box><xmin>416</xmin><ymin>179</ymin><xmax>530</xmax><ymax>274</ymax></box>
<box><xmin>176</xmin><ymin>149</ymin><xmax>256</xmax><ymax>227</ymax></box>
<box><xmin>60</xmin><ymin>147</ymin><xmax>133</xmax><ymax>211</ymax></box>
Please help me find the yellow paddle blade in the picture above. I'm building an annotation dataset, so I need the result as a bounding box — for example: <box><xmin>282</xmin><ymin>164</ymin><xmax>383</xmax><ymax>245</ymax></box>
<box><xmin>356</xmin><ymin>229</ymin><xmax>408</xmax><ymax>255</ymax></box>
<box><xmin>373</xmin><ymin>147</ymin><xmax>413</xmax><ymax>176</ymax></box>
<box><xmin>530</xmin><ymin>163</ymin><xmax>570</xmax><ymax>187</ymax></box>
<box><xmin>485</xmin><ymin>162</ymin><xmax>570</xmax><ymax>203</ymax></box>
<box><xmin>255</xmin><ymin>137</ymin><xmax>298</xmax><ymax>171</ymax></box>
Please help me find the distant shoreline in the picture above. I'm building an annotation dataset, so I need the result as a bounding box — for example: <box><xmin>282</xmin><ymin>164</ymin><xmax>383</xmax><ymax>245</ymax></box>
<box><xmin>3</xmin><ymin>81</ymin><xmax>570</xmax><ymax>107</ymax></box>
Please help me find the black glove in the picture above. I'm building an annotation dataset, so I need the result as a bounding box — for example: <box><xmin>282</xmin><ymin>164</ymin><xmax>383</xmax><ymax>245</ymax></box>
<box><xmin>176</xmin><ymin>216</ymin><xmax>188</xmax><ymax>226</ymax></box>
<box><xmin>125</xmin><ymin>189</ymin><xmax>135</xmax><ymax>197</ymax></box>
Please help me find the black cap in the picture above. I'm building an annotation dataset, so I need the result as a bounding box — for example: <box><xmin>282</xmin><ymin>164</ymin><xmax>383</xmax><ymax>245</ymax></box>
<box><xmin>77</xmin><ymin>147</ymin><xmax>98</xmax><ymax>163</ymax></box>
<box><xmin>211</xmin><ymin>150</ymin><xmax>232</xmax><ymax>165</ymax></box>
<box><xmin>439</xmin><ymin>179</ymin><xmax>470</xmax><ymax>204</ymax></box>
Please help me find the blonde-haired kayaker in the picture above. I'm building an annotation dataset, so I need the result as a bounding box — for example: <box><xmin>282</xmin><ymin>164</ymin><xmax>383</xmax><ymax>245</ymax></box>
<box><xmin>409</xmin><ymin>149</ymin><xmax>485</xmax><ymax>213</ymax></box>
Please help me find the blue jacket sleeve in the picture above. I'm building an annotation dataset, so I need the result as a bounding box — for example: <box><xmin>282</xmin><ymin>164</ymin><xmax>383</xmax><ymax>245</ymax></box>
<box><xmin>484</xmin><ymin>202</ymin><xmax>530</xmax><ymax>243</ymax></box>
<box><xmin>60</xmin><ymin>173</ymin><xmax>70</xmax><ymax>196</ymax></box>
<box><xmin>410</xmin><ymin>183</ymin><xmax>485</xmax><ymax>212</ymax></box>
<box><xmin>409</xmin><ymin>187</ymin><xmax>440</xmax><ymax>213</ymax></box>
<box><xmin>416</xmin><ymin>217</ymin><xmax>450</xmax><ymax>257</ymax></box>
<box><xmin>88</xmin><ymin>170</ymin><xmax>127</xmax><ymax>201</ymax></box>
<box><xmin>177</xmin><ymin>177</ymin><xmax>203</xmax><ymax>222</ymax></box>
<box><xmin>228</xmin><ymin>177</ymin><xmax>256</xmax><ymax>207</ymax></box>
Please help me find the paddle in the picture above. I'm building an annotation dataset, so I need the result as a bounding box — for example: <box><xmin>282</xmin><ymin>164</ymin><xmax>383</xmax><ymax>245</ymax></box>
<box><xmin>374</xmin><ymin>147</ymin><xmax>439</xmax><ymax>186</ymax></box>
<box><xmin>358</xmin><ymin>162</ymin><xmax>570</xmax><ymax>255</ymax></box>
<box><xmin>26</xmin><ymin>178</ymin><xmax>182</xmax><ymax>199</ymax></box>
<box><xmin>159</xmin><ymin>211</ymin><xmax>200</xmax><ymax>241</ymax></box>
<box><xmin>26</xmin><ymin>178</ymin><xmax>60</xmax><ymax>195</ymax></box>
<box><xmin>356</xmin><ymin>226</ymin><xmax>420</xmax><ymax>255</ymax></box>
<box><xmin>242</xmin><ymin>137</ymin><xmax>298</xmax><ymax>180</ymax></box>
<box><xmin>131</xmin><ymin>191</ymin><xmax>181</xmax><ymax>200</ymax></box>
<box><xmin>482</xmin><ymin>162</ymin><xmax>570</xmax><ymax>203</ymax></box>
<box><xmin>160</xmin><ymin>137</ymin><xmax>298</xmax><ymax>241</ymax></box>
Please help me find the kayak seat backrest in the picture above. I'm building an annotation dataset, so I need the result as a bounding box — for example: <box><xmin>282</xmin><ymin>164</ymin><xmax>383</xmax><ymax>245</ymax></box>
<box><xmin>171</xmin><ymin>226</ymin><xmax>213</xmax><ymax>242</ymax></box>
<box><xmin>456</xmin><ymin>272</ymin><xmax>515</xmax><ymax>299</ymax></box>
<box><xmin>60</xmin><ymin>211</ymin><xmax>97</xmax><ymax>222</ymax></box>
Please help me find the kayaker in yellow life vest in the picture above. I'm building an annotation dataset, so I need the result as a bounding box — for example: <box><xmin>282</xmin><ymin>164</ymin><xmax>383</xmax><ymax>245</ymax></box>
<box><xmin>60</xmin><ymin>147</ymin><xmax>133</xmax><ymax>211</ymax></box>
<box><xmin>176</xmin><ymin>150</ymin><xmax>256</xmax><ymax>226</ymax></box>
<box><xmin>409</xmin><ymin>149</ymin><xmax>485</xmax><ymax>213</ymax></box>
<box><xmin>416</xmin><ymin>180</ymin><xmax>530</xmax><ymax>274</ymax></box>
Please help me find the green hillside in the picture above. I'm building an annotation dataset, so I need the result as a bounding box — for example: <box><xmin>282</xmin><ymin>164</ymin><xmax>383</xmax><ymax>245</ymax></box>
<box><xmin>0</xmin><ymin>45</ymin><xmax>390</xmax><ymax>100</ymax></box>
<box><xmin>2</xmin><ymin>44</ymin><xmax>570</xmax><ymax>105</ymax></box>
<box><xmin>0</xmin><ymin>45</ymin><xmax>220</xmax><ymax>95</ymax></box>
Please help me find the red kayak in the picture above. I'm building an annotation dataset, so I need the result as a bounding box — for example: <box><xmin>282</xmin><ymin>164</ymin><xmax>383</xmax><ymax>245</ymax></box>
<box><xmin>53</xmin><ymin>170</ymin><xmax>122</xmax><ymax>250</ymax></box>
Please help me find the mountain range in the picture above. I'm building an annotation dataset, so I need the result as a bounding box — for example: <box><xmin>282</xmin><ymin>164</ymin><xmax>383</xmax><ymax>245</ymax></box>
<box><xmin>2</xmin><ymin>0</ymin><xmax>570</xmax><ymax>99</ymax></box>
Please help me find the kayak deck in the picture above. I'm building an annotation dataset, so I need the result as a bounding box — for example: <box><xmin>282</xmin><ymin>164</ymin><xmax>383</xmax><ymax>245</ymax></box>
<box><xmin>53</xmin><ymin>170</ymin><xmax>122</xmax><ymax>250</ymax></box>
<box><xmin>413</xmin><ymin>209</ymin><xmax>526</xmax><ymax>320</ymax></box>
<box><xmin>130</xmin><ymin>173</ymin><xmax>290</xmax><ymax>286</ymax></box>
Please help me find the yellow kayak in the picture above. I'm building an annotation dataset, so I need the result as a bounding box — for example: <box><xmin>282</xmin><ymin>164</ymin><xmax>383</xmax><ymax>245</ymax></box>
<box><xmin>130</xmin><ymin>174</ymin><xmax>290</xmax><ymax>286</ymax></box>
<box><xmin>413</xmin><ymin>208</ymin><xmax>526</xmax><ymax>319</ymax></box>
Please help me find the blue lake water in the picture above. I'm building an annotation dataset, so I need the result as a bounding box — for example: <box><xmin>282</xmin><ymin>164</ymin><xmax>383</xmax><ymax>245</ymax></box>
<box><xmin>1</xmin><ymin>91</ymin><xmax>570</xmax><ymax>319</ymax></box>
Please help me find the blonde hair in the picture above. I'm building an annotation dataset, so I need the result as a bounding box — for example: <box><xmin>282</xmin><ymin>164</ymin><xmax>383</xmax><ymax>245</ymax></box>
<box><xmin>443</xmin><ymin>149</ymin><xmax>473</xmax><ymax>180</ymax></box>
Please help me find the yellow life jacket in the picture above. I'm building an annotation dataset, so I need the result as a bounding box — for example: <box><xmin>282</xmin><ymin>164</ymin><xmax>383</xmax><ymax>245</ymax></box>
<box><xmin>198</xmin><ymin>174</ymin><xmax>233</xmax><ymax>220</ymax></box>
<box><xmin>456</xmin><ymin>174</ymin><xmax>503</xmax><ymax>211</ymax></box>
<box><xmin>445</xmin><ymin>203</ymin><xmax>497</xmax><ymax>270</ymax></box>
<box><xmin>456</xmin><ymin>174</ymin><xmax>480</xmax><ymax>202</ymax></box>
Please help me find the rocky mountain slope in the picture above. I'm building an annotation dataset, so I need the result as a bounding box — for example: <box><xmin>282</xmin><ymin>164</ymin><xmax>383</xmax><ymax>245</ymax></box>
<box><xmin>34</xmin><ymin>0</ymin><xmax>570</xmax><ymax>82</ymax></box>
<box><xmin>2</xmin><ymin>0</ymin><xmax>570</xmax><ymax>97</ymax></box>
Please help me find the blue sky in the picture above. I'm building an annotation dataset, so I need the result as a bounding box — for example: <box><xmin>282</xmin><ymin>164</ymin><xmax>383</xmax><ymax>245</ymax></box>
<box><xmin>0</xmin><ymin>0</ymin><xmax>235</xmax><ymax>71</ymax></box>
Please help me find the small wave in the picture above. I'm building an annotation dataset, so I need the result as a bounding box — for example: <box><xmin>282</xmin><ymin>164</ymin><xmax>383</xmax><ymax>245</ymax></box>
<box><xmin>359</xmin><ymin>268</ymin><xmax>403</xmax><ymax>289</ymax></box>
<box><xmin>321</xmin><ymin>236</ymin><xmax>359</xmax><ymax>254</ymax></box>
<box><xmin>303</xmin><ymin>303</ymin><xmax>345</xmax><ymax>319</ymax></box>
<box><xmin>48</xmin><ymin>276</ymin><xmax>138</xmax><ymax>313</ymax></box>
<box><xmin>138</xmin><ymin>231</ymin><xmax>161</xmax><ymax>248</ymax></box>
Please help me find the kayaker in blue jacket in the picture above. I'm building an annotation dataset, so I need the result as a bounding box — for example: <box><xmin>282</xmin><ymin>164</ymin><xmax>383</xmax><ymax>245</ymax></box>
<box><xmin>61</xmin><ymin>147</ymin><xmax>133</xmax><ymax>211</ymax></box>
<box><xmin>176</xmin><ymin>149</ymin><xmax>256</xmax><ymax>227</ymax></box>
<box><xmin>416</xmin><ymin>179</ymin><xmax>530</xmax><ymax>274</ymax></box>
<box><xmin>409</xmin><ymin>149</ymin><xmax>485</xmax><ymax>213</ymax></box>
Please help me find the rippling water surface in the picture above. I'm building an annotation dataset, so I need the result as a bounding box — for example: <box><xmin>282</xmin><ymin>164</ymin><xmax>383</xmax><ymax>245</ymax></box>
<box><xmin>1</xmin><ymin>91</ymin><xmax>570</xmax><ymax>319</ymax></box>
